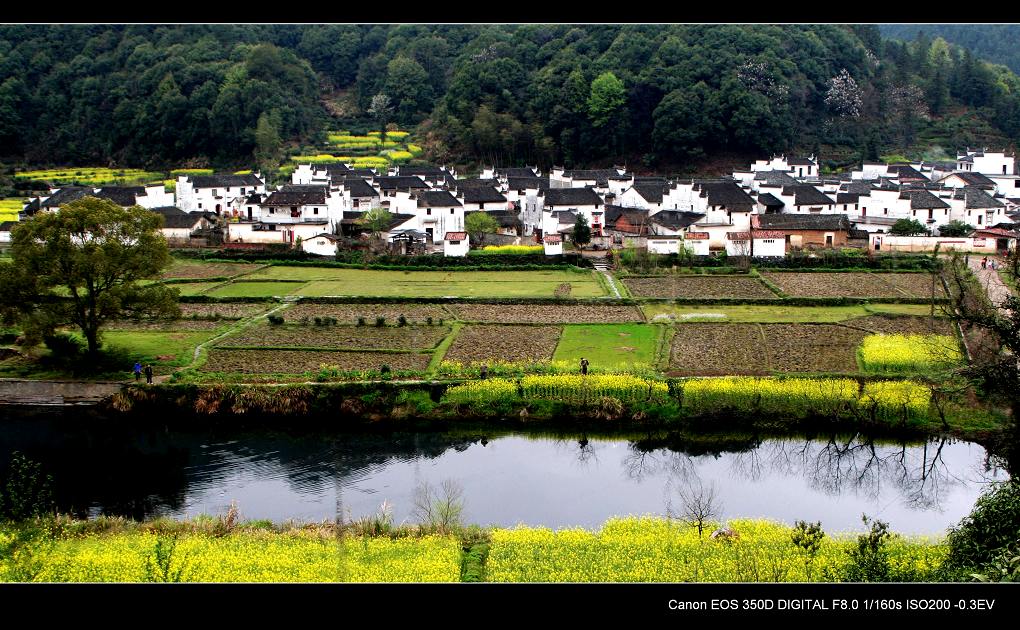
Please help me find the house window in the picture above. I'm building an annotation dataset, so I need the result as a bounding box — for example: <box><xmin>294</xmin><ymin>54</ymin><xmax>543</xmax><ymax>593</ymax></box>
<box><xmin>212</xmin><ymin>189</ymin><xmax>218</xmax><ymax>197</ymax></box>
<box><xmin>313</xmin><ymin>208</ymin><xmax>319</xmax><ymax>215</ymax></box>
<box><xmin>353</xmin><ymin>200</ymin><xmax>360</xmax><ymax>208</ymax></box>
<box><xmin>269</xmin><ymin>208</ymin><xmax>275</xmax><ymax>214</ymax></box>
<box><xmin>883</xmin><ymin>209</ymin><xmax>888</xmax><ymax>215</ymax></box>
<box><xmin>427</xmin><ymin>209</ymin><xmax>432</xmax><ymax>215</ymax></box>
<box><xmin>450</xmin><ymin>208</ymin><xmax>455</xmax><ymax>214</ymax></box>
<box><xmin>198</xmin><ymin>203</ymin><xmax>203</xmax><ymax>209</ymax></box>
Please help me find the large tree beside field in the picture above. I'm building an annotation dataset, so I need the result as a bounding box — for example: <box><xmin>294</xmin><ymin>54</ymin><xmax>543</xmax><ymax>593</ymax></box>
<box><xmin>0</xmin><ymin>197</ymin><xmax>179</xmax><ymax>358</ymax></box>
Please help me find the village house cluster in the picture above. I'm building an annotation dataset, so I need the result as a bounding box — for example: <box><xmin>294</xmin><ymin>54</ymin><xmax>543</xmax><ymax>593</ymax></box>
<box><xmin>6</xmin><ymin>148</ymin><xmax>1020</xmax><ymax>256</ymax></box>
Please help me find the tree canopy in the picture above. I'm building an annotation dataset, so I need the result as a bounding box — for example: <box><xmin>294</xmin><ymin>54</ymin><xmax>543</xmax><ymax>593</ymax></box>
<box><xmin>464</xmin><ymin>212</ymin><xmax>498</xmax><ymax>245</ymax></box>
<box><xmin>572</xmin><ymin>214</ymin><xmax>591</xmax><ymax>249</ymax></box>
<box><xmin>0</xmin><ymin>197</ymin><xmax>179</xmax><ymax>358</ymax></box>
<box><xmin>890</xmin><ymin>218</ymin><xmax>928</xmax><ymax>236</ymax></box>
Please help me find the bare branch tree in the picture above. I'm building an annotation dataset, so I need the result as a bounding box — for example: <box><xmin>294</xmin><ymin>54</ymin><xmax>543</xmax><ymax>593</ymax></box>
<box><xmin>667</xmin><ymin>479</ymin><xmax>722</xmax><ymax>538</ymax></box>
<box><xmin>412</xmin><ymin>478</ymin><xmax>465</xmax><ymax>534</ymax></box>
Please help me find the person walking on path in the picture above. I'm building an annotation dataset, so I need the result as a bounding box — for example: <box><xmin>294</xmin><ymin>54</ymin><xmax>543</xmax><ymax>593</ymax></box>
<box><xmin>982</xmin><ymin>257</ymin><xmax>988</xmax><ymax>269</ymax></box>
<box><xmin>133</xmin><ymin>362</ymin><xmax>142</xmax><ymax>382</ymax></box>
<box><xmin>580</xmin><ymin>358</ymin><xmax>589</xmax><ymax>375</ymax></box>
<box><xmin>144</xmin><ymin>364</ymin><xmax>153</xmax><ymax>384</ymax></box>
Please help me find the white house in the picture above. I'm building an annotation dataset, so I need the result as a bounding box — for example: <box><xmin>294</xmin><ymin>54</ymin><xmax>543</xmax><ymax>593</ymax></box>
<box><xmin>456</xmin><ymin>185</ymin><xmax>509</xmax><ymax>211</ymax></box>
<box><xmin>957</xmin><ymin>149</ymin><xmax>1016</xmax><ymax>176</ymax></box>
<box><xmin>176</xmin><ymin>173</ymin><xmax>266</xmax><ymax>214</ymax></box>
<box><xmin>150</xmin><ymin>207</ymin><xmax>211</xmax><ymax>244</ymax></box>
<box><xmin>647</xmin><ymin>237</ymin><xmax>680</xmax><ymax>255</ymax></box>
<box><xmin>725</xmin><ymin>232</ymin><xmax>752</xmax><ymax>257</ymax></box>
<box><xmin>751</xmin><ymin>231</ymin><xmax>787</xmax><ymax>257</ymax></box>
<box><xmin>750</xmin><ymin>155</ymin><xmax>818</xmax><ymax>179</ymax></box>
<box><xmin>443</xmin><ymin>231</ymin><xmax>470</xmax><ymax>257</ymax></box>
<box><xmin>301</xmin><ymin>233</ymin><xmax>342</xmax><ymax>257</ymax></box>
<box><xmin>412</xmin><ymin>190</ymin><xmax>464</xmax><ymax>242</ymax></box>
<box><xmin>0</xmin><ymin>220</ymin><xmax>16</xmax><ymax>245</ymax></box>
<box><xmin>259</xmin><ymin>185</ymin><xmax>343</xmax><ymax>231</ymax></box>
<box><xmin>684</xmin><ymin>232</ymin><xmax>711</xmax><ymax>256</ymax></box>
<box><xmin>539</xmin><ymin>187</ymin><xmax>605</xmax><ymax>237</ymax></box>
<box><xmin>543</xmin><ymin>234</ymin><xmax>563</xmax><ymax>255</ymax></box>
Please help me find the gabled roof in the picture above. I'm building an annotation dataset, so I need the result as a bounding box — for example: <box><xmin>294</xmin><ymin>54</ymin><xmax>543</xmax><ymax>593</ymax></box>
<box><xmin>452</xmin><ymin>178</ymin><xmax>499</xmax><ymax>189</ymax></box>
<box><xmin>788</xmin><ymin>157</ymin><xmax>816</xmax><ymax>166</ymax></box>
<box><xmin>887</xmin><ymin>164</ymin><xmax>927</xmax><ymax>181</ymax></box>
<box><xmin>753</xmin><ymin>170</ymin><xmax>798</xmax><ymax>187</ymax></box>
<box><xmin>340</xmin><ymin>177</ymin><xmax>379</xmax><ymax>199</ymax></box>
<box><xmin>244</xmin><ymin>193</ymin><xmax>264</xmax><ymax>204</ymax></box>
<box><xmin>22</xmin><ymin>198</ymin><xmax>39</xmax><ymax>215</ymax></box>
<box><xmin>0</xmin><ymin>220</ymin><xmax>17</xmax><ymax>231</ymax></box>
<box><xmin>95</xmin><ymin>186</ymin><xmax>144</xmax><ymax>206</ymax></box>
<box><xmin>757</xmin><ymin>192</ymin><xmax>785</xmax><ymax>207</ymax></box>
<box><xmin>188</xmin><ymin>174</ymin><xmax>263</xmax><ymax>188</ymax></box>
<box><xmin>506</xmin><ymin>177</ymin><xmax>549</xmax><ymax>191</ymax></box>
<box><xmin>556</xmin><ymin>210</ymin><xmax>578</xmax><ymax>225</ymax></box>
<box><xmin>602</xmin><ymin>205</ymin><xmax>650</xmax><ymax>234</ymax></box>
<box><xmin>781</xmin><ymin>184</ymin><xmax>835</xmax><ymax>207</ymax></box>
<box><xmin>630</xmin><ymin>182</ymin><xmax>667</xmax><ymax>203</ymax></box>
<box><xmin>398</xmin><ymin>165</ymin><xmax>447</xmax><ymax>177</ymax></box>
<box><xmin>943</xmin><ymin>171</ymin><xmax>996</xmax><ymax>188</ymax></box>
<box><xmin>498</xmin><ymin>167</ymin><xmax>540</xmax><ymax>178</ymax></box>
<box><xmin>753</xmin><ymin>230</ymin><xmax>787</xmax><ymax>239</ymax></box>
<box><xmin>727</xmin><ymin>232</ymin><xmax>751</xmax><ymax>240</ymax></box>
<box><xmin>374</xmin><ymin>176</ymin><xmax>428</xmax><ymax>190</ymax></box>
<box><xmin>755</xmin><ymin>213</ymin><xmax>852</xmax><ymax>231</ymax></box>
<box><xmin>955</xmin><ymin>186</ymin><xmax>1005</xmax><ymax>209</ymax></box>
<box><xmin>972</xmin><ymin>227</ymin><xmax>1017</xmax><ymax>238</ymax></box>
<box><xmin>415</xmin><ymin>190</ymin><xmax>462</xmax><ymax>208</ymax></box>
<box><xmin>696</xmin><ymin>182</ymin><xmax>756</xmax><ymax>208</ymax></box>
<box><xmin>444</xmin><ymin>232</ymin><xmax>468</xmax><ymax>241</ymax></box>
<box><xmin>263</xmin><ymin>186</ymin><xmax>327</xmax><ymax>206</ymax></box>
<box><xmin>835</xmin><ymin>193</ymin><xmax>860</xmax><ymax>204</ymax></box>
<box><xmin>459</xmin><ymin>186</ymin><xmax>507</xmax><ymax>204</ymax></box>
<box><xmin>150</xmin><ymin>206</ymin><xmax>202</xmax><ymax>229</ymax></box>
<box><xmin>649</xmin><ymin>210</ymin><xmax>705</xmax><ymax>231</ymax></box>
<box><xmin>40</xmin><ymin>187</ymin><xmax>92</xmax><ymax>208</ymax></box>
<box><xmin>543</xmin><ymin>187</ymin><xmax>603</xmax><ymax>207</ymax></box>
<box><xmin>686</xmin><ymin>232</ymin><xmax>710</xmax><ymax>239</ymax></box>
<box><xmin>841</xmin><ymin>181</ymin><xmax>874</xmax><ymax>195</ymax></box>
<box><xmin>899</xmin><ymin>189</ymin><xmax>951</xmax><ymax>209</ymax></box>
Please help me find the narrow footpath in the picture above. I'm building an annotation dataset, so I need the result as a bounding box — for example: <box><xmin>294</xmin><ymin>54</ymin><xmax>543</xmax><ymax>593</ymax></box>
<box><xmin>968</xmin><ymin>255</ymin><xmax>1014</xmax><ymax>312</ymax></box>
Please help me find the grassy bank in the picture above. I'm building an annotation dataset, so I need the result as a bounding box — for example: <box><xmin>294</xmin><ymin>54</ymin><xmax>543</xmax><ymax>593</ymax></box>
<box><xmin>0</xmin><ymin>515</ymin><xmax>948</xmax><ymax>583</ymax></box>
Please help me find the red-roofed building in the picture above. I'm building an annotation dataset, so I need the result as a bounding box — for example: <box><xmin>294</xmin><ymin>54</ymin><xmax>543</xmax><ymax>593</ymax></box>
<box><xmin>543</xmin><ymin>233</ymin><xmax>563</xmax><ymax>255</ymax></box>
<box><xmin>443</xmin><ymin>231</ymin><xmax>470</xmax><ymax>257</ymax></box>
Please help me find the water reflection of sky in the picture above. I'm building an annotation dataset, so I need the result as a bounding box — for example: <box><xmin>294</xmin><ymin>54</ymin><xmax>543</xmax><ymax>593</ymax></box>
<box><xmin>168</xmin><ymin>435</ymin><xmax>1005</xmax><ymax>534</ymax></box>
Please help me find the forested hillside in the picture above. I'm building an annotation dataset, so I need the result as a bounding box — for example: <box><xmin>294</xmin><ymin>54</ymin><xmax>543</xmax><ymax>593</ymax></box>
<box><xmin>1</xmin><ymin>24</ymin><xmax>1019</xmax><ymax>172</ymax></box>
<box><xmin>881</xmin><ymin>25</ymin><xmax>1020</xmax><ymax>75</ymax></box>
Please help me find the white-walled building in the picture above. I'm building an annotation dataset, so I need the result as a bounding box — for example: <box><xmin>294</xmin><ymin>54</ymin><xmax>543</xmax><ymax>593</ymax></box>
<box><xmin>539</xmin><ymin>187</ymin><xmax>605</xmax><ymax>237</ymax></box>
<box><xmin>647</xmin><ymin>237</ymin><xmax>680</xmax><ymax>255</ymax></box>
<box><xmin>957</xmin><ymin>149</ymin><xmax>1016</xmax><ymax>176</ymax></box>
<box><xmin>412</xmin><ymin>190</ymin><xmax>465</xmax><ymax>242</ymax></box>
<box><xmin>443</xmin><ymin>231</ymin><xmax>470</xmax><ymax>257</ymax></box>
<box><xmin>684</xmin><ymin>232</ymin><xmax>711</xmax><ymax>256</ymax></box>
<box><xmin>301</xmin><ymin>233</ymin><xmax>342</xmax><ymax>257</ymax></box>
<box><xmin>259</xmin><ymin>185</ymin><xmax>344</xmax><ymax>231</ymax></box>
<box><xmin>543</xmin><ymin>234</ymin><xmax>563</xmax><ymax>255</ymax></box>
<box><xmin>176</xmin><ymin>173</ymin><xmax>266</xmax><ymax>215</ymax></box>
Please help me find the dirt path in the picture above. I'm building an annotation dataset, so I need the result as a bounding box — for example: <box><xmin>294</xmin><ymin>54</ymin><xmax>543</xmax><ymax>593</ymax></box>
<box><xmin>968</xmin><ymin>255</ymin><xmax>1013</xmax><ymax>311</ymax></box>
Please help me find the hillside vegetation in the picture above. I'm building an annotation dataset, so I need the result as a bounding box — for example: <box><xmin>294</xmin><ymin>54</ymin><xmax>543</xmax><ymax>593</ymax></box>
<box><xmin>0</xmin><ymin>25</ymin><xmax>1018</xmax><ymax>172</ymax></box>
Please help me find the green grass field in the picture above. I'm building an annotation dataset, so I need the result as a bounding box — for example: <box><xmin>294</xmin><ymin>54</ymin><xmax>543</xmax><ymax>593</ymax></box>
<box><xmin>205</xmin><ymin>281</ymin><xmax>304</xmax><ymax>298</ymax></box>
<box><xmin>100</xmin><ymin>330</ymin><xmax>224</xmax><ymax>367</ymax></box>
<box><xmin>640</xmin><ymin>303</ymin><xmax>937</xmax><ymax>323</ymax></box>
<box><xmin>260</xmin><ymin>268</ymin><xmax>606</xmax><ymax>298</ymax></box>
<box><xmin>552</xmin><ymin>324</ymin><xmax>660</xmax><ymax>368</ymax></box>
<box><xmin>172</xmin><ymin>282</ymin><xmax>224</xmax><ymax>296</ymax></box>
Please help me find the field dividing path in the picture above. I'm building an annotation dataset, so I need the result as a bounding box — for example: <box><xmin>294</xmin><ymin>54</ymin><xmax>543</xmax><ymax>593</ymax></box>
<box><xmin>968</xmin><ymin>256</ymin><xmax>1013</xmax><ymax>313</ymax></box>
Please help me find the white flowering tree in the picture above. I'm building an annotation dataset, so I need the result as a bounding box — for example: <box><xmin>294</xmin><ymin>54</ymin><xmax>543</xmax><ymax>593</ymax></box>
<box><xmin>825</xmin><ymin>69</ymin><xmax>863</xmax><ymax>118</ymax></box>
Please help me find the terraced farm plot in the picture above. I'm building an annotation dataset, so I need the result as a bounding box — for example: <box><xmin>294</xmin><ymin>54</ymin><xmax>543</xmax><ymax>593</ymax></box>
<box><xmin>670</xmin><ymin>323</ymin><xmax>866</xmax><ymax>374</ymax></box>
<box><xmin>243</xmin><ymin>267</ymin><xmax>604</xmax><ymax>298</ymax></box>
<box><xmin>284</xmin><ymin>303</ymin><xmax>449</xmax><ymax>324</ymax></box>
<box><xmin>105</xmin><ymin>319</ymin><xmax>226</xmax><ymax>332</ymax></box>
<box><xmin>201</xmin><ymin>349</ymin><xmax>431</xmax><ymax>374</ymax></box>
<box><xmin>161</xmin><ymin>261</ymin><xmax>263</xmax><ymax>280</ymax></box>
<box><xmin>761</xmin><ymin>324</ymin><xmax>866</xmax><ymax>373</ymax></box>
<box><xmin>763</xmin><ymin>272</ymin><xmax>941</xmax><ymax>298</ymax></box>
<box><xmin>172</xmin><ymin>282</ymin><xmax>222</xmax><ymax>296</ymax></box>
<box><xmin>844</xmin><ymin>314</ymin><xmax>956</xmax><ymax>336</ymax></box>
<box><xmin>641</xmin><ymin>303</ymin><xmax>936</xmax><ymax>323</ymax></box>
<box><xmin>216</xmin><ymin>324</ymin><xmax>450</xmax><ymax>350</ymax></box>
<box><xmin>206</xmin><ymin>281</ymin><xmax>305</xmax><ymax>298</ymax></box>
<box><xmin>669</xmin><ymin>323</ymin><xmax>770</xmax><ymax>375</ymax></box>
<box><xmin>443</xmin><ymin>325</ymin><xmax>562</xmax><ymax>364</ymax></box>
<box><xmin>553</xmin><ymin>324</ymin><xmax>659</xmax><ymax>367</ymax></box>
<box><xmin>622</xmin><ymin>275</ymin><xmax>777</xmax><ymax>299</ymax></box>
<box><xmin>450</xmin><ymin>303</ymin><xmax>643</xmax><ymax>323</ymax></box>
<box><xmin>100</xmin><ymin>330</ymin><xmax>222</xmax><ymax>368</ymax></box>
<box><xmin>179</xmin><ymin>303</ymin><xmax>272</xmax><ymax>319</ymax></box>
<box><xmin>0</xmin><ymin>199</ymin><xmax>24</xmax><ymax>222</ymax></box>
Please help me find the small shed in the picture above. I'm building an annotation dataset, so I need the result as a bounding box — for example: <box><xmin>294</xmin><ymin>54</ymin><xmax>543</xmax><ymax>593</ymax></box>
<box><xmin>444</xmin><ymin>231</ymin><xmax>470</xmax><ymax>257</ymax></box>
<box><xmin>752</xmin><ymin>230</ymin><xmax>787</xmax><ymax>257</ymax></box>
<box><xmin>684</xmin><ymin>232</ymin><xmax>710</xmax><ymax>256</ymax></box>
<box><xmin>725</xmin><ymin>231</ymin><xmax>752</xmax><ymax>257</ymax></box>
<box><xmin>647</xmin><ymin>237</ymin><xmax>680</xmax><ymax>255</ymax></box>
<box><xmin>543</xmin><ymin>234</ymin><xmax>563</xmax><ymax>256</ymax></box>
<box><xmin>301</xmin><ymin>233</ymin><xmax>341</xmax><ymax>257</ymax></box>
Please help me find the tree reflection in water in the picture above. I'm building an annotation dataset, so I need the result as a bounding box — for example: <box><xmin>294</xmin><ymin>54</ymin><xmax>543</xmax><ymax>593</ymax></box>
<box><xmin>623</xmin><ymin>433</ymin><xmax>975</xmax><ymax>514</ymax></box>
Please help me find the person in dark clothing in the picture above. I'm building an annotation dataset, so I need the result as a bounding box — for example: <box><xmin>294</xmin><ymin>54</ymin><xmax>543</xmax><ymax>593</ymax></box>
<box><xmin>144</xmin><ymin>364</ymin><xmax>153</xmax><ymax>384</ymax></box>
<box><xmin>580</xmin><ymin>358</ymin><xmax>589</xmax><ymax>375</ymax></box>
<box><xmin>133</xmin><ymin>362</ymin><xmax>142</xmax><ymax>381</ymax></box>
<box><xmin>479</xmin><ymin>364</ymin><xmax>488</xmax><ymax>379</ymax></box>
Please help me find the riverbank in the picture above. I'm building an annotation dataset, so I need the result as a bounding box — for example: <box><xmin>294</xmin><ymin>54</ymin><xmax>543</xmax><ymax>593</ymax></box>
<box><xmin>0</xmin><ymin>514</ymin><xmax>951</xmax><ymax>583</ymax></box>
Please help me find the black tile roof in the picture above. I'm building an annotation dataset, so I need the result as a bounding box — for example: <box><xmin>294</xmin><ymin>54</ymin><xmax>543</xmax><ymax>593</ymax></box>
<box><xmin>835</xmin><ymin>193</ymin><xmax>860</xmax><ymax>204</ymax></box>
<box><xmin>340</xmin><ymin>177</ymin><xmax>379</xmax><ymax>199</ymax></box>
<box><xmin>757</xmin><ymin>192</ymin><xmax>785</xmax><ymax>207</ymax></box>
<box><xmin>649</xmin><ymin>210</ymin><xmax>705</xmax><ymax>231</ymax></box>
<box><xmin>899</xmin><ymin>189</ymin><xmax>951</xmax><ymax>209</ymax></box>
<box><xmin>40</xmin><ymin>187</ymin><xmax>92</xmax><ymax>208</ymax></box>
<box><xmin>452</xmin><ymin>178</ymin><xmax>499</xmax><ymax>189</ymax></box>
<box><xmin>188</xmin><ymin>174</ymin><xmax>263</xmax><ymax>188</ymax></box>
<box><xmin>955</xmin><ymin>187</ymin><xmax>1005</xmax><ymax>209</ymax></box>
<box><xmin>630</xmin><ymin>182</ymin><xmax>667</xmax><ymax>203</ymax></box>
<box><xmin>497</xmin><ymin>167</ymin><xmax>540</xmax><ymax>178</ymax></box>
<box><xmin>150</xmin><ymin>206</ymin><xmax>201</xmax><ymax>229</ymax></box>
<box><xmin>753</xmin><ymin>170</ymin><xmax>798</xmax><ymax>187</ymax></box>
<box><xmin>95</xmin><ymin>186</ymin><xmax>144</xmax><ymax>206</ymax></box>
<box><xmin>781</xmin><ymin>184</ymin><xmax>835</xmax><ymax>207</ymax></box>
<box><xmin>263</xmin><ymin>185</ymin><xmax>328</xmax><ymax>206</ymax></box>
<box><xmin>756</xmin><ymin>213</ymin><xmax>852</xmax><ymax>231</ymax></box>
<box><xmin>415</xmin><ymin>190</ymin><xmax>462</xmax><ymax>208</ymax></box>
<box><xmin>946</xmin><ymin>171</ymin><xmax>996</xmax><ymax>188</ymax></box>
<box><xmin>887</xmin><ymin>164</ymin><xmax>927</xmax><ymax>180</ymax></box>
<box><xmin>696</xmin><ymin>182</ymin><xmax>756</xmax><ymax>208</ymax></box>
<box><xmin>374</xmin><ymin>176</ymin><xmax>428</xmax><ymax>190</ymax></box>
<box><xmin>841</xmin><ymin>181</ymin><xmax>874</xmax><ymax>195</ymax></box>
<box><xmin>459</xmin><ymin>186</ymin><xmax>507</xmax><ymax>204</ymax></box>
<box><xmin>788</xmin><ymin>157</ymin><xmax>816</xmax><ymax>166</ymax></box>
<box><xmin>543</xmin><ymin>187</ymin><xmax>604</xmax><ymax>207</ymax></box>
<box><xmin>0</xmin><ymin>220</ymin><xmax>17</xmax><ymax>231</ymax></box>
<box><xmin>506</xmin><ymin>177</ymin><xmax>549</xmax><ymax>191</ymax></box>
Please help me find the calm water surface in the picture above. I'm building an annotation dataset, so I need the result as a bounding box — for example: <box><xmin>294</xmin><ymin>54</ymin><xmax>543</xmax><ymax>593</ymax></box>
<box><xmin>0</xmin><ymin>413</ymin><xmax>1007</xmax><ymax>534</ymax></box>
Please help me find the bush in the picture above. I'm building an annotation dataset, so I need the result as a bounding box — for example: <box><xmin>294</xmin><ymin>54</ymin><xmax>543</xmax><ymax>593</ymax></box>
<box><xmin>267</xmin><ymin>315</ymin><xmax>284</xmax><ymax>325</ymax></box>
<box><xmin>944</xmin><ymin>481</ymin><xmax>1020</xmax><ymax>577</ymax></box>
<box><xmin>375</xmin><ymin>316</ymin><xmax>385</xmax><ymax>327</ymax></box>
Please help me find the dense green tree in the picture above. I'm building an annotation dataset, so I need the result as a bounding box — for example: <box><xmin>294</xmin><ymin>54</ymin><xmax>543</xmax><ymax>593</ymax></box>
<box><xmin>0</xmin><ymin>197</ymin><xmax>179</xmax><ymax>359</ymax></box>
<box><xmin>938</xmin><ymin>220</ymin><xmax>974</xmax><ymax>237</ymax></box>
<box><xmin>465</xmin><ymin>212</ymin><xmax>498</xmax><ymax>246</ymax></box>
<box><xmin>889</xmin><ymin>218</ymin><xmax>927</xmax><ymax>236</ymax></box>
<box><xmin>587</xmin><ymin>71</ymin><xmax>626</xmax><ymax>129</ymax></box>
<box><xmin>384</xmin><ymin>56</ymin><xmax>433</xmax><ymax>125</ymax></box>
<box><xmin>572</xmin><ymin>214</ymin><xmax>591</xmax><ymax>250</ymax></box>
<box><xmin>253</xmin><ymin>111</ymin><xmax>282</xmax><ymax>175</ymax></box>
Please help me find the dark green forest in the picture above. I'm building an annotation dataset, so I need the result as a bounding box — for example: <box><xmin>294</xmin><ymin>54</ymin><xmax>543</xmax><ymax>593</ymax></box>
<box><xmin>1</xmin><ymin>24</ymin><xmax>1019</xmax><ymax>172</ymax></box>
<box><xmin>881</xmin><ymin>25</ymin><xmax>1020</xmax><ymax>75</ymax></box>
